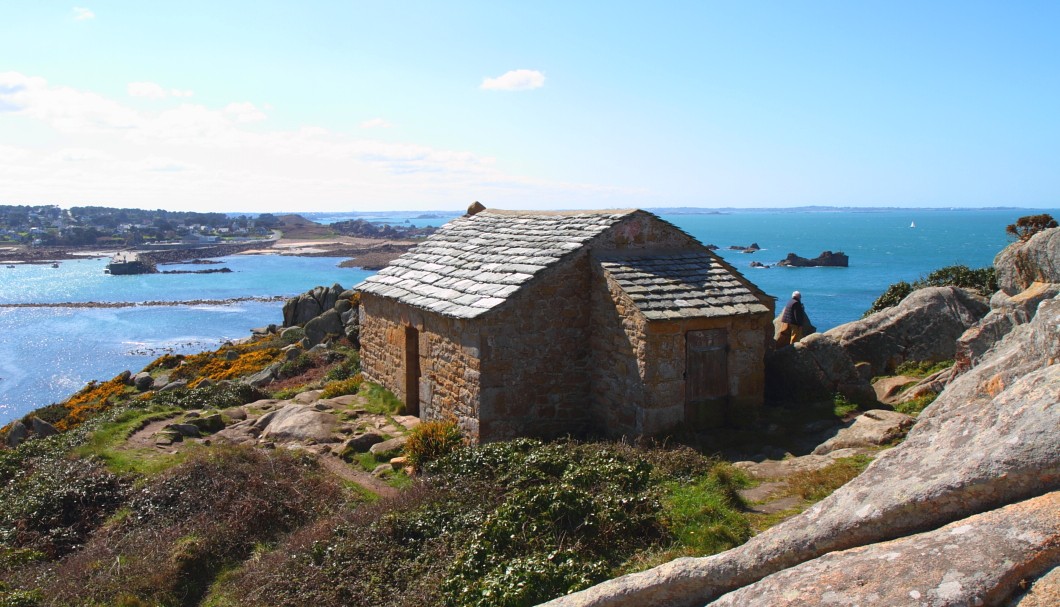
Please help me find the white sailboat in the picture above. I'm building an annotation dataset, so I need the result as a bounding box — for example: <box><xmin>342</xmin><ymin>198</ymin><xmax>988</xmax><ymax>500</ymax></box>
<box><xmin>910</xmin><ymin>221</ymin><xmax>916</xmax><ymax>228</ymax></box>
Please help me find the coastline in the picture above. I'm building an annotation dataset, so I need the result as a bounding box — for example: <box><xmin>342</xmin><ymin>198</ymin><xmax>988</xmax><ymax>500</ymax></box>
<box><xmin>0</xmin><ymin>295</ymin><xmax>287</xmax><ymax>309</ymax></box>
<box><xmin>0</xmin><ymin>234</ymin><xmax>416</xmax><ymax>270</ymax></box>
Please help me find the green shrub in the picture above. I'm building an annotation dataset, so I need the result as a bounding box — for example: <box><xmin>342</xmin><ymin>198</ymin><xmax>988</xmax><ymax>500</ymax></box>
<box><xmin>320</xmin><ymin>374</ymin><xmax>363</xmax><ymax>399</ymax></box>
<box><xmin>277</xmin><ymin>353</ymin><xmax>313</xmax><ymax>379</ymax></box>
<box><xmin>211</xmin><ymin>439</ymin><xmax>752</xmax><ymax>607</ymax></box>
<box><xmin>324</xmin><ymin>351</ymin><xmax>361</xmax><ymax>381</ymax></box>
<box><xmin>865</xmin><ymin>265</ymin><xmax>996</xmax><ymax>316</ymax></box>
<box><xmin>0</xmin><ymin>451</ymin><xmax>128</xmax><ymax>558</ymax></box>
<box><xmin>1006</xmin><ymin>213</ymin><xmax>1057</xmax><ymax>242</ymax></box>
<box><xmin>404</xmin><ymin>420</ymin><xmax>463</xmax><ymax>471</ymax></box>
<box><xmin>146</xmin><ymin>382</ymin><xmax>268</xmax><ymax>411</ymax></box>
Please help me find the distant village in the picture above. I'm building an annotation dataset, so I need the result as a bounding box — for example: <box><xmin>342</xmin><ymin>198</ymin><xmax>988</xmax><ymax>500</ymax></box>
<box><xmin>0</xmin><ymin>205</ymin><xmax>276</xmax><ymax>248</ymax></box>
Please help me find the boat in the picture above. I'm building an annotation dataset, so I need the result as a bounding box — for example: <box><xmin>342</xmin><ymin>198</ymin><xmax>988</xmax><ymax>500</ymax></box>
<box><xmin>51</xmin><ymin>262</ymin><xmax>59</xmax><ymax>268</ymax></box>
<box><xmin>910</xmin><ymin>221</ymin><xmax>916</xmax><ymax>228</ymax></box>
<box><xmin>105</xmin><ymin>253</ymin><xmax>156</xmax><ymax>275</ymax></box>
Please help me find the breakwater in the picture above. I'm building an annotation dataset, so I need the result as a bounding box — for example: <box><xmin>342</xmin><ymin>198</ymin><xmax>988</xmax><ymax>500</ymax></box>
<box><xmin>0</xmin><ymin>296</ymin><xmax>286</xmax><ymax>309</ymax></box>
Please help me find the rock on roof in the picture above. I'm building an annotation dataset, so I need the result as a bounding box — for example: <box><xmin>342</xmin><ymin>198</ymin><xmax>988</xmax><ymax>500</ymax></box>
<box><xmin>598</xmin><ymin>252</ymin><xmax>771</xmax><ymax>320</ymax></box>
<box><xmin>356</xmin><ymin>210</ymin><xmax>635</xmax><ymax>318</ymax></box>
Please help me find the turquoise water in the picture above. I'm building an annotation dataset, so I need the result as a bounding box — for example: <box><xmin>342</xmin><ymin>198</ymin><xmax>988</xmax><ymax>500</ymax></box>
<box><xmin>0</xmin><ymin>256</ymin><xmax>372</xmax><ymax>424</ymax></box>
<box><xmin>0</xmin><ymin>208</ymin><xmax>1052</xmax><ymax>425</ymax></box>
<box><xmin>676</xmin><ymin>209</ymin><xmax>1029</xmax><ymax>332</ymax></box>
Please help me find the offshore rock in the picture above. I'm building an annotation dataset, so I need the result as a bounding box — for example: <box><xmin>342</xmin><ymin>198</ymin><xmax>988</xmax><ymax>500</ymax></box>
<box><xmin>776</xmin><ymin>250</ymin><xmax>848</xmax><ymax>267</ymax></box>
<box><xmin>542</xmin><ymin>295</ymin><xmax>1060</xmax><ymax>607</ymax></box>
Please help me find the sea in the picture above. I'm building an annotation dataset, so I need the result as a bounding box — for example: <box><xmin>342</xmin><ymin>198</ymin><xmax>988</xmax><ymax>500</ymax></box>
<box><xmin>0</xmin><ymin>207</ymin><xmax>1052</xmax><ymax>425</ymax></box>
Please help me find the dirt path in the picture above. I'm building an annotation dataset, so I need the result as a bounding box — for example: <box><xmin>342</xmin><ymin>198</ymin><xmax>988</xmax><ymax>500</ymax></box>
<box><xmin>318</xmin><ymin>454</ymin><xmax>400</xmax><ymax>499</ymax></box>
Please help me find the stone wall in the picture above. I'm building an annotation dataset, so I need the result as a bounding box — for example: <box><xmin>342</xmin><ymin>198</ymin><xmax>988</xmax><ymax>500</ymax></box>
<box><xmin>359</xmin><ymin>294</ymin><xmax>484</xmax><ymax>440</ymax></box>
<box><xmin>593</xmin><ymin>211</ymin><xmax>699</xmax><ymax>251</ymax></box>
<box><xmin>589</xmin><ymin>262</ymin><xmax>648</xmax><ymax>436</ymax></box>
<box><xmin>358</xmin><ymin>295</ymin><xmax>405</xmax><ymax>399</ymax></box>
<box><xmin>476</xmin><ymin>253</ymin><xmax>594</xmax><ymax>440</ymax></box>
<box><xmin>587</xmin><ymin>255</ymin><xmax>773</xmax><ymax>437</ymax></box>
<box><xmin>643</xmin><ymin>314</ymin><xmax>772</xmax><ymax>430</ymax></box>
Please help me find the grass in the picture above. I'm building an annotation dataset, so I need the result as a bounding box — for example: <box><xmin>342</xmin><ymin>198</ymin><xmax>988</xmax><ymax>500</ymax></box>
<box><xmin>74</xmin><ymin>406</ymin><xmax>189</xmax><ymax>475</ymax></box>
<box><xmin>832</xmin><ymin>393</ymin><xmax>860</xmax><ymax>418</ymax></box>
<box><xmin>894</xmin><ymin>359</ymin><xmax>954</xmax><ymax>378</ymax></box>
<box><xmin>783</xmin><ymin>455</ymin><xmax>873</xmax><ymax>502</ymax></box>
<box><xmin>351</xmin><ymin>451</ymin><xmax>386</xmax><ymax>472</ymax></box>
<box><xmin>893</xmin><ymin>392</ymin><xmax>938</xmax><ymax>417</ymax></box>
<box><xmin>661</xmin><ymin>466</ymin><xmax>752</xmax><ymax>556</ymax></box>
<box><xmin>359</xmin><ymin>382</ymin><xmax>405</xmax><ymax>415</ymax></box>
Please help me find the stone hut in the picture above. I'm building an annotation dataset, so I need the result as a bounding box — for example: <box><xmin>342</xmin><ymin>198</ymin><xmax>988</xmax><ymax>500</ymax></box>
<box><xmin>356</xmin><ymin>208</ymin><xmax>774</xmax><ymax>442</ymax></box>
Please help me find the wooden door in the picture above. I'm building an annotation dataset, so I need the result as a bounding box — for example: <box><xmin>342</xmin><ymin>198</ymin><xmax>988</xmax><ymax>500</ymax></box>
<box><xmin>685</xmin><ymin>329</ymin><xmax>729</xmax><ymax>428</ymax></box>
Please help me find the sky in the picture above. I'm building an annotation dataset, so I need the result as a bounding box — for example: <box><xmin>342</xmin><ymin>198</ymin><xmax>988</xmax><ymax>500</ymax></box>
<box><xmin>0</xmin><ymin>1</ymin><xmax>1057</xmax><ymax>213</ymax></box>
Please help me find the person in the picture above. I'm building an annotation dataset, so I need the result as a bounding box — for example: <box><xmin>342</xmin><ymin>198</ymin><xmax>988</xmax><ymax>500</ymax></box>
<box><xmin>776</xmin><ymin>290</ymin><xmax>807</xmax><ymax>347</ymax></box>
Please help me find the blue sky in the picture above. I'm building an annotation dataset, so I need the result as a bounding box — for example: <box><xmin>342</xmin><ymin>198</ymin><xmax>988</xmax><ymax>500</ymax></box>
<box><xmin>0</xmin><ymin>1</ymin><xmax>1057</xmax><ymax>212</ymax></box>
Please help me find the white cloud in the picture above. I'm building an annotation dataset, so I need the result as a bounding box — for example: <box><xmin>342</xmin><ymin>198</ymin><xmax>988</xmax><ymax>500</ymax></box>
<box><xmin>0</xmin><ymin>71</ymin><xmax>635</xmax><ymax>212</ymax></box>
<box><xmin>72</xmin><ymin>7</ymin><xmax>95</xmax><ymax>21</ymax></box>
<box><xmin>224</xmin><ymin>101</ymin><xmax>266</xmax><ymax>123</ymax></box>
<box><xmin>128</xmin><ymin>82</ymin><xmax>194</xmax><ymax>99</ymax></box>
<box><xmin>361</xmin><ymin>117</ymin><xmax>392</xmax><ymax>129</ymax></box>
<box><xmin>127</xmin><ymin>82</ymin><xmax>167</xmax><ymax>98</ymax></box>
<box><xmin>480</xmin><ymin>69</ymin><xmax>546</xmax><ymax>91</ymax></box>
<box><xmin>50</xmin><ymin>148</ymin><xmax>114</xmax><ymax>163</ymax></box>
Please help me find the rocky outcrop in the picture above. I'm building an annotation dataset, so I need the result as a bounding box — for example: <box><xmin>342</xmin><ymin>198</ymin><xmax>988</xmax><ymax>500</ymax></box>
<box><xmin>953</xmin><ymin>231</ymin><xmax>1060</xmax><ymax>374</ymax></box>
<box><xmin>304</xmin><ymin>308</ymin><xmax>344</xmax><ymax>347</ymax></box>
<box><xmin>710</xmin><ymin>491</ymin><xmax>1060</xmax><ymax>607</ymax></box>
<box><xmin>282</xmin><ymin>283</ymin><xmax>344</xmax><ymax>327</ymax></box>
<box><xmin>542</xmin><ymin>294</ymin><xmax>1060</xmax><ymax>607</ymax></box>
<box><xmin>279</xmin><ymin>284</ymin><xmax>360</xmax><ymax>348</ymax></box>
<box><xmin>776</xmin><ymin>250</ymin><xmax>849</xmax><ymax>267</ymax></box>
<box><xmin>258</xmin><ymin>404</ymin><xmax>338</xmax><ymax>443</ymax></box>
<box><xmin>995</xmin><ymin>227</ymin><xmax>1060</xmax><ymax>294</ymax></box>
<box><xmin>767</xmin><ymin>286</ymin><xmax>988</xmax><ymax>404</ymax></box>
<box><xmin>811</xmin><ymin>409</ymin><xmax>913</xmax><ymax>455</ymax></box>
<box><xmin>956</xmin><ymin>282</ymin><xmax>1060</xmax><ymax>370</ymax></box>
<box><xmin>827</xmin><ymin>286</ymin><xmax>988</xmax><ymax>376</ymax></box>
<box><xmin>4</xmin><ymin>420</ymin><xmax>28</xmax><ymax>448</ymax></box>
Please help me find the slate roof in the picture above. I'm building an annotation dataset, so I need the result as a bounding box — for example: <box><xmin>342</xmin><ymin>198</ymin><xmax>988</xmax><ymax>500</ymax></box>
<box><xmin>598</xmin><ymin>252</ymin><xmax>771</xmax><ymax>320</ymax></box>
<box><xmin>356</xmin><ymin>210</ymin><xmax>635</xmax><ymax>319</ymax></box>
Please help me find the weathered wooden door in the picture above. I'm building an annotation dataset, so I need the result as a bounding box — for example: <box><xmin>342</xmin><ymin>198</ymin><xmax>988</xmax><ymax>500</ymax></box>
<box><xmin>685</xmin><ymin>329</ymin><xmax>729</xmax><ymax>428</ymax></box>
<box><xmin>403</xmin><ymin>326</ymin><xmax>420</xmax><ymax>415</ymax></box>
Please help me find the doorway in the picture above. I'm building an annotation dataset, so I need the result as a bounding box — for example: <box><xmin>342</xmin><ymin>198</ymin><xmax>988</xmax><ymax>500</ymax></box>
<box><xmin>403</xmin><ymin>326</ymin><xmax>420</xmax><ymax>415</ymax></box>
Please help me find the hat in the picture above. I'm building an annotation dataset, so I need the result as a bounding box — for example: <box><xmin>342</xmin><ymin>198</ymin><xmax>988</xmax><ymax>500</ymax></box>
<box><xmin>792</xmin><ymin>291</ymin><xmax>801</xmax><ymax>299</ymax></box>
